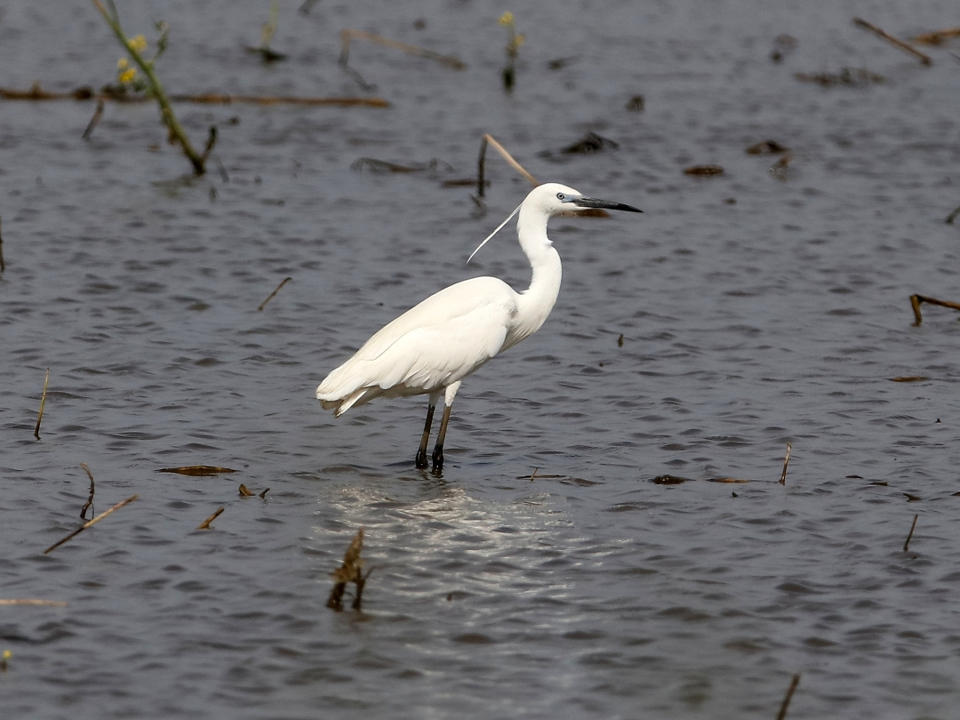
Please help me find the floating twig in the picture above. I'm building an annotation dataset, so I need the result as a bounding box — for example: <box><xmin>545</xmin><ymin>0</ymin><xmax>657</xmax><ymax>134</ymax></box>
<box><xmin>258</xmin><ymin>276</ymin><xmax>292</xmax><ymax>311</ymax></box>
<box><xmin>34</xmin><ymin>368</ymin><xmax>49</xmax><ymax>440</ymax></box>
<box><xmin>946</xmin><ymin>204</ymin><xmax>960</xmax><ymax>225</ymax></box>
<box><xmin>891</xmin><ymin>376</ymin><xmax>928</xmax><ymax>382</ymax></box>
<box><xmin>746</xmin><ymin>140</ymin><xmax>789</xmax><ymax>155</ymax></box>
<box><xmin>0</xmin><ymin>86</ymin><xmax>390</xmax><ymax>107</ymax></box>
<box><xmin>779</xmin><ymin>442</ymin><xmax>792</xmax><ymax>485</ymax></box>
<box><xmin>339</xmin><ymin>29</ymin><xmax>466</xmax><ymax>73</ymax></box>
<box><xmin>196</xmin><ymin>507</ymin><xmax>224</xmax><ymax>530</ymax></box>
<box><xmin>913</xmin><ymin>27</ymin><xmax>960</xmax><ymax>46</ymax></box>
<box><xmin>794</xmin><ymin>68</ymin><xmax>885</xmax><ymax>86</ymax></box>
<box><xmin>81</xmin><ymin>99</ymin><xmax>104</xmax><ymax>140</ymax></box>
<box><xmin>476</xmin><ymin>133</ymin><xmax>538</xmax><ymax>198</ymax></box>
<box><xmin>853</xmin><ymin>17</ymin><xmax>932</xmax><ymax>65</ymax></box>
<box><xmin>529</xmin><ymin>467</ymin><xmax>539</xmax><ymax>481</ymax></box>
<box><xmin>776</xmin><ymin>673</ymin><xmax>802</xmax><ymax>720</ymax></box>
<box><xmin>259</xmin><ymin>488</ymin><xmax>270</xmax><ymax>499</ymax></box>
<box><xmin>0</xmin><ymin>599</ymin><xmax>68</xmax><ymax>607</ymax></box>
<box><xmin>239</xmin><ymin>484</ymin><xmax>255</xmax><ymax>497</ymax></box>
<box><xmin>903</xmin><ymin>514</ymin><xmax>919</xmax><ymax>551</ymax></box>
<box><xmin>79</xmin><ymin>463</ymin><xmax>96</xmax><ymax>519</ymax></box>
<box><xmin>909</xmin><ymin>294</ymin><xmax>960</xmax><ymax>326</ymax></box>
<box><xmin>0</xmin><ymin>215</ymin><xmax>5</xmax><ymax>273</ymax></box>
<box><xmin>327</xmin><ymin>527</ymin><xmax>368</xmax><ymax>611</ymax></box>
<box><xmin>44</xmin><ymin>494</ymin><xmax>138</xmax><ymax>554</ymax></box>
<box><xmin>684</xmin><ymin>165</ymin><xmax>724</xmax><ymax>176</ymax></box>
<box><xmin>157</xmin><ymin>465</ymin><xmax>236</xmax><ymax>476</ymax></box>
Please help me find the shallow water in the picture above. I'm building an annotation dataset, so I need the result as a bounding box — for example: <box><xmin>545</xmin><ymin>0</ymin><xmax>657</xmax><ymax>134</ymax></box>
<box><xmin>2</xmin><ymin>1</ymin><xmax>960</xmax><ymax>718</ymax></box>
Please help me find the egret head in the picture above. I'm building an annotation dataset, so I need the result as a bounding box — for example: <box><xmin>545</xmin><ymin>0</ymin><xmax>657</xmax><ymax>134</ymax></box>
<box><xmin>534</xmin><ymin>182</ymin><xmax>643</xmax><ymax>216</ymax></box>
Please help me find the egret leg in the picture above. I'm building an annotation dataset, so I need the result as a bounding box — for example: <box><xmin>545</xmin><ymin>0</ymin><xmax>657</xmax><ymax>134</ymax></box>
<box><xmin>415</xmin><ymin>403</ymin><xmax>436</xmax><ymax>469</ymax></box>
<box><xmin>431</xmin><ymin>405</ymin><xmax>453</xmax><ymax>471</ymax></box>
<box><xmin>431</xmin><ymin>382</ymin><xmax>461</xmax><ymax>472</ymax></box>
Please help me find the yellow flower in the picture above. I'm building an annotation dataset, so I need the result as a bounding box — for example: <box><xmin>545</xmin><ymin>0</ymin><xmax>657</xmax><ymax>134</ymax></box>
<box><xmin>514</xmin><ymin>33</ymin><xmax>525</xmax><ymax>47</ymax></box>
<box><xmin>117</xmin><ymin>57</ymin><xmax>129</xmax><ymax>70</ymax></box>
<box><xmin>127</xmin><ymin>34</ymin><xmax>148</xmax><ymax>53</ymax></box>
<box><xmin>2</xmin><ymin>651</ymin><xmax>10</xmax><ymax>660</ymax></box>
<box><xmin>119</xmin><ymin>67</ymin><xmax>137</xmax><ymax>84</ymax></box>
<box><xmin>498</xmin><ymin>11</ymin><xmax>514</xmax><ymax>26</ymax></box>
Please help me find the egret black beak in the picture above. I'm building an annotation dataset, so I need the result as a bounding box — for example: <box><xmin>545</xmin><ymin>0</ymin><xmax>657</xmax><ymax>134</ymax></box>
<box><xmin>573</xmin><ymin>197</ymin><xmax>643</xmax><ymax>213</ymax></box>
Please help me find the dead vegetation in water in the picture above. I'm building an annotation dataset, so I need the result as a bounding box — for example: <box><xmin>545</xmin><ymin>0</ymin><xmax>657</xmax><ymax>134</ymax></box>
<box><xmin>257</xmin><ymin>277</ymin><xmax>292</xmax><ymax>312</ymax></box>
<box><xmin>338</xmin><ymin>28</ymin><xmax>465</xmax><ymax>90</ymax></box>
<box><xmin>156</xmin><ymin>465</ymin><xmax>237</xmax><ymax>476</ymax></box>
<box><xmin>44</xmin><ymin>494</ymin><xmax>139</xmax><ymax>554</ymax></box>
<box><xmin>683</xmin><ymin>165</ymin><xmax>725</xmax><ymax>177</ymax></box>
<box><xmin>776</xmin><ymin>673</ymin><xmax>802</xmax><ymax>720</ymax></box>
<box><xmin>912</xmin><ymin>27</ymin><xmax>960</xmax><ymax>46</ymax></box>
<box><xmin>79</xmin><ymin>463</ymin><xmax>96</xmax><ymax>519</ymax></box>
<box><xmin>903</xmin><ymin>514</ymin><xmax>919</xmax><ymax>552</ymax></box>
<box><xmin>327</xmin><ymin>528</ymin><xmax>370</xmax><ymax>611</ymax></box>
<box><xmin>196</xmin><ymin>507</ymin><xmax>225</xmax><ymax>530</ymax></box>
<box><xmin>34</xmin><ymin>368</ymin><xmax>50</xmax><ymax>440</ymax></box>
<box><xmin>794</xmin><ymin>68</ymin><xmax>885</xmax><ymax>87</ymax></box>
<box><xmin>909</xmin><ymin>294</ymin><xmax>960</xmax><ymax>326</ymax></box>
<box><xmin>852</xmin><ymin>17</ymin><xmax>932</xmax><ymax>65</ymax></box>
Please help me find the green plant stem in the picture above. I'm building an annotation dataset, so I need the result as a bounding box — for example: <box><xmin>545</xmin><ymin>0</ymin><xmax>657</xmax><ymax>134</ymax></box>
<box><xmin>91</xmin><ymin>0</ymin><xmax>206</xmax><ymax>174</ymax></box>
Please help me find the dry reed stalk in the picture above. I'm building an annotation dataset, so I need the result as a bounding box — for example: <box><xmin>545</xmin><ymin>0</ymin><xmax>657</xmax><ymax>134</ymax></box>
<box><xmin>327</xmin><ymin>527</ymin><xmax>368</xmax><ymax>611</ymax></box>
<box><xmin>79</xmin><ymin>463</ymin><xmax>96</xmax><ymax>519</ymax></box>
<box><xmin>257</xmin><ymin>277</ymin><xmax>292</xmax><ymax>311</ymax></box>
<box><xmin>0</xmin><ymin>599</ymin><xmax>68</xmax><ymax>607</ymax></box>
<box><xmin>34</xmin><ymin>368</ymin><xmax>49</xmax><ymax>440</ymax></box>
<box><xmin>477</xmin><ymin>133</ymin><xmax>538</xmax><ymax>197</ymax></box>
<box><xmin>197</xmin><ymin>507</ymin><xmax>224</xmax><ymax>530</ymax></box>
<box><xmin>903</xmin><ymin>514</ymin><xmax>919</xmax><ymax>551</ymax></box>
<box><xmin>338</xmin><ymin>29</ymin><xmax>466</xmax><ymax>70</ymax></box>
<box><xmin>913</xmin><ymin>27</ymin><xmax>960</xmax><ymax>45</ymax></box>
<box><xmin>81</xmin><ymin>99</ymin><xmax>105</xmax><ymax>140</ymax></box>
<box><xmin>44</xmin><ymin>495</ymin><xmax>139</xmax><ymax>554</ymax></box>
<box><xmin>779</xmin><ymin>442</ymin><xmax>792</xmax><ymax>485</ymax></box>
<box><xmin>909</xmin><ymin>294</ymin><xmax>960</xmax><ymax>326</ymax></box>
<box><xmin>853</xmin><ymin>17</ymin><xmax>932</xmax><ymax>65</ymax></box>
<box><xmin>775</xmin><ymin>673</ymin><xmax>801</xmax><ymax>720</ymax></box>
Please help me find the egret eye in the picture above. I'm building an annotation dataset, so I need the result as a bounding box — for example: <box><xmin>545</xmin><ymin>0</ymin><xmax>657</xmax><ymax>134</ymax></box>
<box><xmin>556</xmin><ymin>192</ymin><xmax>565</xmax><ymax>201</ymax></box>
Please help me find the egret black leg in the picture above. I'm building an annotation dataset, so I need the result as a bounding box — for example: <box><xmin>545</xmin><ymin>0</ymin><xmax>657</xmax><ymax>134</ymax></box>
<box><xmin>416</xmin><ymin>403</ymin><xmax>436</xmax><ymax>469</ymax></box>
<box><xmin>431</xmin><ymin>405</ymin><xmax>453</xmax><ymax>471</ymax></box>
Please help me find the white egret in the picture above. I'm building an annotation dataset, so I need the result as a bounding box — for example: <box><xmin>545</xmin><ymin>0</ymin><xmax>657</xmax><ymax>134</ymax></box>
<box><xmin>316</xmin><ymin>182</ymin><xmax>642</xmax><ymax>471</ymax></box>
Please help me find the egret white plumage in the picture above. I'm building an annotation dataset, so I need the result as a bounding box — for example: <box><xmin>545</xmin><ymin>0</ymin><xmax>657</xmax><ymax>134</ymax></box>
<box><xmin>316</xmin><ymin>182</ymin><xmax>642</xmax><ymax>471</ymax></box>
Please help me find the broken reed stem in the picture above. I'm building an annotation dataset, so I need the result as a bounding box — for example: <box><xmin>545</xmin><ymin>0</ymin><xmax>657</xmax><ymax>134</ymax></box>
<box><xmin>853</xmin><ymin>17</ymin><xmax>932</xmax><ymax>65</ymax></box>
<box><xmin>338</xmin><ymin>29</ymin><xmax>466</xmax><ymax>70</ymax></box>
<box><xmin>79</xmin><ymin>463</ymin><xmax>96</xmax><ymax>519</ymax></box>
<box><xmin>0</xmin><ymin>215</ymin><xmax>5</xmax><ymax>273</ymax></box>
<box><xmin>327</xmin><ymin>527</ymin><xmax>366</xmax><ymax>611</ymax></box>
<box><xmin>196</xmin><ymin>507</ymin><xmax>224</xmax><ymax>530</ymax></box>
<box><xmin>81</xmin><ymin>99</ymin><xmax>105</xmax><ymax>140</ymax></box>
<box><xmin>43</xmin><ymin>494</ymin><xmax>138</xmax><ymax>554</ymax></box>
<box><xmin>779</xmin><ymin>442</ymin><xmax>792</xmax><ymax>485</ymax></box>
<box><xmin>0</xmin><ymin>598</ymin><xmax>68</xmax><ymax>607</ymax></box>
<box><xmin>258</xmin><ymin>277</ymin><xmax>292</xmax><ymax>311</ymax></box>
<box><xmin>0</xmin><ymin>86</ymin><xmax>390</xmax><ymax>108</ymax></box>
<box><xmin>34</xmin><ymin>368</ymin><xmax>49</xmax><ymax>440</ymax></box>
<box><xmin>775</xmin><ymin>673</ymin><xmax>802</xmax><ymax>720</ymax></box>
<box><xmin>909</xmin><ymin>294</ymin><xmax>960</xmax><ymax>326</ymax></box>
<box><xmin>477</xmin><ymin>133</ymin><xmax>538</xmax><ymax>198</ymax></box>
<box><xmin>91</xmin><ymin>0</ymin><xmax>207</xmax><ymax>174</ymax></box>
<box><xmin>947</xmin><ymin>204</ymin><xmax>960</xmax><ymax>225</ymax></box>
<box><xmin>903</xmin><ymin>513</ymin><xmax>919</xmax><ymax>552</ymax></box>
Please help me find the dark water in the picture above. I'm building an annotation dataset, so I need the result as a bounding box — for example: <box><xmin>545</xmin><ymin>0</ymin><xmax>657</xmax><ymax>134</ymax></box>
<box><xmin>2</xmin><ymin>1</ymin><xmax>960</xmax><ymax>718</ymax></box>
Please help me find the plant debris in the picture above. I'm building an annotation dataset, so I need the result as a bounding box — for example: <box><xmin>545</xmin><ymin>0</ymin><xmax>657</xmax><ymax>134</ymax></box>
<box><xmin>327</xmin><ymin>527</ymin><xmax>370</xmax><ymax>611</ymax></box>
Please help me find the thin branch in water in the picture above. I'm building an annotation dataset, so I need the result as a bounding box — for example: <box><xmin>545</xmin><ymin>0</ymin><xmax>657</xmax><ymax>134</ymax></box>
<box><xmin>79</xmin><ymin>463</ymin><xmax>96</xmax><ymax>519</ymax></box>
<box><xmin>34</xmin><ymin>368</ymin><xmax>49</xmax><ymax>440</ymax></box>
<box><xmin>43</xmin><ymin>495</ymin><xmax>138</xmax><ymax>554</ymax></box>
<box><xmin>779</xmin><ymin>442</ymin><xmax>792</xmax><ymax>485</ymax></box>
<box><xmin>157</xmin><ymin>465</ymin><xmax>236</xmax><ymax>476</ymax></box>
<box><xmin>327</xmin><ymin>527</ymin><xmax>367</xmax><ymax>611</ymax></box>
<box><xmin>338</xmin><ymin>29</ymin><xmax>466</xmax><ymax>71</ymax></box>
<box><xmin>238</xmin><ymin>484</ymin><xmax>255</xmax><ymax>497</ymax></box>
<box><xmin>81</xmin><ymin>99</ymin><xmax>105</xmax><ymax>140</ymax></box>
<box><xmin>775</xmin><ymin>673</ymin><xmax>802</xmax><ymax>720</ymax></box>
<box><xmin>0</xmin><ymin>215</ymin><xmax>4</xmax><ymax>273</ymax></box>
<box><xmin>909</xmin><ymin>294</ymin><xmax>960</xmax><ymax>326</ymax></box>
<box><xmin>196</xmin><ymin>507</ymin><xmax>224</xmax><ymax>530</ymax></box>
<box><xmin>259</xmin><ymin>488</ymin><xmax>270</xmax><ymax>499</ymax></box>
<box><xmin>0</xmin><ymin>598</ymin><xmax>68</xmax><ymax>607</ymax></box>
<box><xmin>258</xmin><ymin>277</ymin><xmax>292</xmax><ymax>311</ymax></box>
<box><xmin>903</xmin><ymin>513</ymin><xmax>919</xmax><ymax>552</ymax></box>
<box><xmin>946</xmin><ymin>204</ymin><xmax>960</xmax><ymax>225</ymax></box>
<box><xmin>853</xmin><ymin>17</ymin><xmax>932</xmax><ymax>65</ymax></box>
<box><xmin>477</xmin><ymin>133</ymin><xmax>538</xmax><ymax>198</ymax></box>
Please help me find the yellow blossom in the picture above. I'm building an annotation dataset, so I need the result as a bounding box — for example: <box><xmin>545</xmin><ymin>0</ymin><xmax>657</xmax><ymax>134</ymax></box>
<box><xmin>514</xmin><ymin>33</ymin><xmax>525</xmax><ymax>47</ymax></box>
<box><xmin>2</xmin><ymin>651</ymin><xmax>10</xmax><ymax>660</ymax></box>
<box><xmin>117</xmin><ymin>57</ymin><xmax>129</xmax><ymax>70</ymax></box>
<box><xmin>127</xmin><ymin>34</ymin><xmax>148</xmax><ymax>53</ymax></box>
<box><xmin>498</xmin><ymin>11</ymin><xmax>514</xmax><ymax>26</ymax></box>
<box><xmin>119</xmin><ymin>67</ymin><xmax>137</xmax><ymax>84</ymax></box>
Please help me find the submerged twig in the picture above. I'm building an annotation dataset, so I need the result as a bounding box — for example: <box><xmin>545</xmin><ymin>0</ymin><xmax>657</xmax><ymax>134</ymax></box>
<box><xmin>327</xmin><ymin>527</ymin><xmax>369</xmax><ymax>611</ymax></box>
<box><xmin>258</xmin><ymin>277</ymin><xmax>292</xmax><ymax>311</ymax></box>
<box><xmin>853</xmin><ymin>17</ymin><xmax>932</xmax><ymax>65</ymax></box>
<box><xmin>196</xmin><ymin>507</ymin><xmax>224</xmax><ymax>530</ymax></box>
<box><xmin>477</xmin><ymin>133</ymin><xmax>538</xmax><ymax>198</ymax></box>
<box><xmin>903</xmin><ymin>514</ymin><xmax>919</xmax><ymax>551</ymax></box>
<box><xmin>776</xmin><ymin>673</ymin><xmax>802</xmax><ymax>720</ymax></box>
<box><xmin>909</xmin><ymin>294</ymin><xmax>960</xmax><ymax>326</ymax></box>
<box><xmin>81</xmin><ymin>99</ymin><xmax>105</xmax><ymax>140</ymax></box>
<box><xmin>339</xmin><ymin>29</ymin><xmax>466</xmax><ymax>74</ymax></box>
<box><xmin>79</xmin><ymin>463</ymin><xmax>96</xmax><ymax>519</ymax></box>
<box><xmin>779</xmin><ymin>442</ymin><xmax>792</xmax><ymax>485</ymax></box>
<box><xmin>44</xmin><ymin>494</ymin><xmax>138</xmax><ymax>554</ymax></box>
<box><xmin>34</xmin><ymin>368</ymin><xmax>49</xmax><ymax>440</ymax></box>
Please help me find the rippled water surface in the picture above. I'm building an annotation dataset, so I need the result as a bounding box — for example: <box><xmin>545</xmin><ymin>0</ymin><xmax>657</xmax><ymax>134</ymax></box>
<box><xmin>3</xmin><ymin>1</ymin><xmax>960</xmax><ymax>718</ymax></box>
